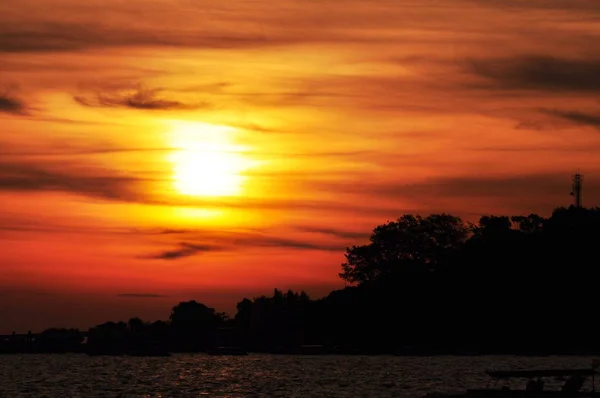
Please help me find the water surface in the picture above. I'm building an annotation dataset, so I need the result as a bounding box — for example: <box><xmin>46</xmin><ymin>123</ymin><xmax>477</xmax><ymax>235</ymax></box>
<box><xmin>0</xmin><ymin>354</ymin><xmax>595</xmax><ymax>397</ymax></box>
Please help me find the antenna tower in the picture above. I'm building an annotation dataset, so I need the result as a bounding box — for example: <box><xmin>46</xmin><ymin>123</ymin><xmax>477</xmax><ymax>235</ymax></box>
<box><xmin>570</xmin><ymin>172</ymin><xmax>583</xmax><ymax>208</ymax></box>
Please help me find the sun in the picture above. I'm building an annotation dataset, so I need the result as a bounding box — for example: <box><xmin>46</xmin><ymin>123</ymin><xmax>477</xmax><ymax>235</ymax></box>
<box><xmin>167</xmin><ymin>121</ymin><xmax>252</xmax><ymax>197</ymax></box>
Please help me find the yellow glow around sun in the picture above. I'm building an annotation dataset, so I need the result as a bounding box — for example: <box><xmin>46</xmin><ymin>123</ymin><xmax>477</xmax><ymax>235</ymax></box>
<box><xmin>167</xmin><ymin>121</ymin><xmax>253</xmax><ymax>197</ymax></box>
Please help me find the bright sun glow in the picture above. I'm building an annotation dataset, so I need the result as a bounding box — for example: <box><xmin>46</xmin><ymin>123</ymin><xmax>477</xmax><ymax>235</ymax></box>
<box><xmin>168</xmin><ymin>121</ymin><xmax>253</xmax><ymax>197</ymax></box>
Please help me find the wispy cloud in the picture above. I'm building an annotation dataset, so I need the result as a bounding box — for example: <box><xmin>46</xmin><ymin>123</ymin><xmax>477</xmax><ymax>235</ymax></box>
<box><xmin>0</xmin><ymin>146</ymin><xmax>173</xmax><ymax>158</ymax></box>
<box><xmin>144</xmin><ymin>231</ymin><xmax>347</xmax><ymax>261</ymax></box>
<box><xmin>352</xmin><ymin>173</ymin><xmax>600</xmax><ymax>204</ymax></box>
<box><xmin>467</xmin><ymin>56</ymin><xmax>600</xmax><ymax>93</ymax></box>
<box><xmin>0</xmin><ymin>19</ymin><xmax>307</xmax><ymax>54</ymax></box>
<box><xmin>295</xmin><ymin>226</ymin><xmax>370</xmax><ymax>240</ymax></box>
<box><xmin>117</xmin><ymin>293</ymin><xmax>167</xmax><ymax>298</ymax></box>
<box><xmin>0</xmin><ymin>93</ymin><xmax>27</xmax><ymax>115</ymax></box>
<box><xmin>144</xmin><ymin>243</ymin><xmax>222</xmax><ymax>260</ymax></box>
<box><xmin>240</xmin><ymin>236</ymin><xmax>344</xmax><ymax>252</ymax></box>
<box><xmin>0</xmin><ymin>156</ymin><xmax>406</xmax><ymax>217</ymax></box>
<box><xmin>544</xmin><ymin>109</ymin><xmax>600</xmax><ymax>129</ymax></box>
<box><xmin>303</xmin><ymin>171</ymin><xmax>600</xmax><ymax>216</ymax></box>
<box><xmin>74</xmin><ymin>86</ymin><xmax>205</xmax><ymax>111</ymax></box>
<box><xmin>514</xmin><ymin>120</ymin><xmax>558</xmax><ymax>131</ymax></box>
<box><xmin>0</xmin><ymin>161</ymin><xmax>145</xmax><ymax>201</ymax></box>
<box><xmin>467</xmin><ymin>0</ymin><xmax>600</xmax><ymax>12</ymax></box>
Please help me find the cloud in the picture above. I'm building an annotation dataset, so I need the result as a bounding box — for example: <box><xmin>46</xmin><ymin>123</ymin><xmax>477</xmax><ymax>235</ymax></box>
<box><xmin>242</xmin><ymin>236</ymin><xmax>344</xmax><ymax>252</ymax></box>
<box><xmin>1</xmin><ymin>0</ymin><xmax>597</xmax><ymax>59</ymax></box>
<box><xmin>1</xmin><ymin>0</ymin><xmax>549</xmax><ymax>55</ymax></box>
<box><xmin>144</xmin><ymin>232</ymin><xmax>345</xmax><ymax>261</ymax></box>
<box><xmin>467</xmin><ymin>0</ymin><xmax>600</xmax><ymax>11</ymax></box>
<box><xmin>408</xmin><ymin>174</ymin><xmax>571</xmax><ymax>198</ymax></box>
<box><xmin>467</xmin><ymin>56</ymin><xmax>600</xmax><ymax>93</ymax></box>
<box><xmin>0</xmin><ymin>216</ymin><xmax>157</xmax><ymax>237</ymax></box>
<box><xmin>295</xmin><ymin>226</ymin><xmax>370</xmax><ymax>240</ymax></box>
<box><xmin>0</xmin><ymin>17</ymin><xmax>320</xmax><ymax>54</ymax></box>
<box><xmin>145</xmin><ymin>243</ymin><xmax>221</xmax><ymax>260</ymax></box>
<box><xmin>313</xmin><ymin>172</ymin><xmax>600</xmax><ymax>214</ymax></box>
<box><xmin>544</xmin><ymin>109</ymin><xmax>600</xmax><ymax>129</ymax></box>
<box><xmin>7</xmin><ymin>151</ymin><xmax>585</xmax><ymax>223</ymax></box>
<box><xmin>464</xmin><ymin>144</ymin><xmax>600</xmax><ymax>152</ymax></box>
<box><xmin>0</xmin><ymin>158</ymin><xmax>409</xmax><ymax>218</ymax></box>
<box><xmin>514</xmin><ymin>120</ymin><xmax>557</xmax><ymax>131</ymax></box>
<box><xmin>117</xmin><ymin>293</ymin><xmax>167</xmax><ymax>298</ymax></box>
<box><xmin>0</xmin><ymin>94</ymin><xmax>27</xmax><ymax>115</ymax></box>
<box><xmin>0</xmin><ymin>161</ymin><xmax>144</xmax><ymax>201</ymax></box>
<box><xmin>0</xmin><ymin>146</ymin><xmax>172</xmax><ymax>158</ymax></box>
<box><xmin>74</xmin><ymin>86</ymin><xmax>204</xmax><ymax>111</ymax></box>
<box><xmin>0</xmin><ymin>22</ymin><xmax>263</xmax><ymax>53</ymax></box>
<box><xmin>365</xmin><ymin>173</ymin><xmax>600</xmax><ymax>206</ymax></box>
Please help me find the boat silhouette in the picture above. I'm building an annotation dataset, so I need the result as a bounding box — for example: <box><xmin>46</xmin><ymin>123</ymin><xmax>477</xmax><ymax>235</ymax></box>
<box><xmin>427</xmin><ymin>362</ymin><xmax>600</xmax><ymax>397</ymax></box>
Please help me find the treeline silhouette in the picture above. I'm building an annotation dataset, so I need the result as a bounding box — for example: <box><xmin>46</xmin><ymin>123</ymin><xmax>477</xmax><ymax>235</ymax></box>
<box><xmin>3</xmin><ymin>205</ymin><xmax>600</xmax><ymax>356</ymax></box>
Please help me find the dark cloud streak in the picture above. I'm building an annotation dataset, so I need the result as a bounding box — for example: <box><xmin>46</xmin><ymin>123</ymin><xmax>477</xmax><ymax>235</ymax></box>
<box><xmin>544</xmin><ymin>109</ymin><xmax>600</xmax><ymax>129</ymax></box>
<box><xmin>0</xmin><ymin>94</ymin><xmax>27</xmax><ymax>115</ymax></box>
<box><xmin>467</xmin><ymin>56</ymin><xmax>600</xmax><ymax>93</ymax></box>
<box><xmin>468</xmin><ymin>0</ymin><xmax>600</xmax><ymax>11</ymax></box>
<box><xmin>0</xmin><ymin>22</ymin><xmax>304</xmax><ymax>53</ymax></box>
<box><xmin>363</xmin><ymin>173</ymin><xmax>600</xmax><ymax>201</ymax></box>
<box><xmin>146</xmin><ymin>234</ymin><xmax>345</xmax><ymax>261</ymax></box>
<box><xmin>144</xmin><ymin>243</ymin><xmax>221</xmax><ymax>260</ymax></box>
<box><xmin>0</xmin><ymin>23</ymin><xmax>245</xmax><ymax>52</ymax></box>
<box><xmin>74</xmin><ymin>87</ymin><xmax>204</xmax><ymax>111</ymax></box>
<box><xmin>239</xmin><ymin>236</ymin><xmax>343</xmax><ymax>252</ymax></box>
<box><xmin>0</xmin><ymin>161</ymin><xmax>144</xmax><ymax>201</ymax></box>
<box><xmin>296</xmin><ymin>226</ymin><xmax>370</xmax><ymax>240</ymax></box>
<box><xmin>117</xmin><ymin>293</ymin><xmax>167</xmax><ymax>298</ymax></box>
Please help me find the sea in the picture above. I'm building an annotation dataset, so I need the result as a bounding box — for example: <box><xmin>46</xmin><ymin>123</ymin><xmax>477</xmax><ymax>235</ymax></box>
<box><xmin>0</xmin><ymin>354</ymin><xmax>596</xmax><ymax>397</ymax></box>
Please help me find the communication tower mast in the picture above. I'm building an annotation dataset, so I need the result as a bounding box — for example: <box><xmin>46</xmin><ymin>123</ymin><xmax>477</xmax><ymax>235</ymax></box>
<box><xmin>570</xmin><ymin>172</ymin><xmax>583</xmax><ymax>208</ymax></box>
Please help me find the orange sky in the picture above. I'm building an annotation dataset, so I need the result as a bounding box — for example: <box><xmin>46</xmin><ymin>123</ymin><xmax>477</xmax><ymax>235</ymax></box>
<box><xmin>2</xmin><ymin>0</ymin><xmax>600</xmax><ymax>332</ymax></box>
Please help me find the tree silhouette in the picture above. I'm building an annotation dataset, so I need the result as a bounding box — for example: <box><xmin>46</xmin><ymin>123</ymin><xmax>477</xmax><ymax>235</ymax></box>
<box><xmin>127</xmin><ymin>317</ymin><xmax>144</xmax><ymax>335</ymax></box>
<box><xmin>169</xmin><ymin>300</ymin><xmax>223</xmax><ymax>352</ymax></box>
<box><xmin>340</xmin><ymin>214</ymin><xmax>468</xmax><ymax>284</ymax></box>
<box><xmin>511</xmin><ymin>213</ymin><xmax>546</xmax><ymax>234</ymax></box>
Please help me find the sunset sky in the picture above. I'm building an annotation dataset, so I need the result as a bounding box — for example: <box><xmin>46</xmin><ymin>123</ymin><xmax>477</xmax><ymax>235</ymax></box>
<box><xmin>2</xmin><ymin>0</ymin><xmax>600</xmax><ymax>332</ymax></box>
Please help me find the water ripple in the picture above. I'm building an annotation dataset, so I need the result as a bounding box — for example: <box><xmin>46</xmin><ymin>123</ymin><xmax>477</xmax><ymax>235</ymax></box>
<box><xmin>0</xmin><ymin>354</ymin><xmax>595</xmax><ymax>397</ymax></box>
